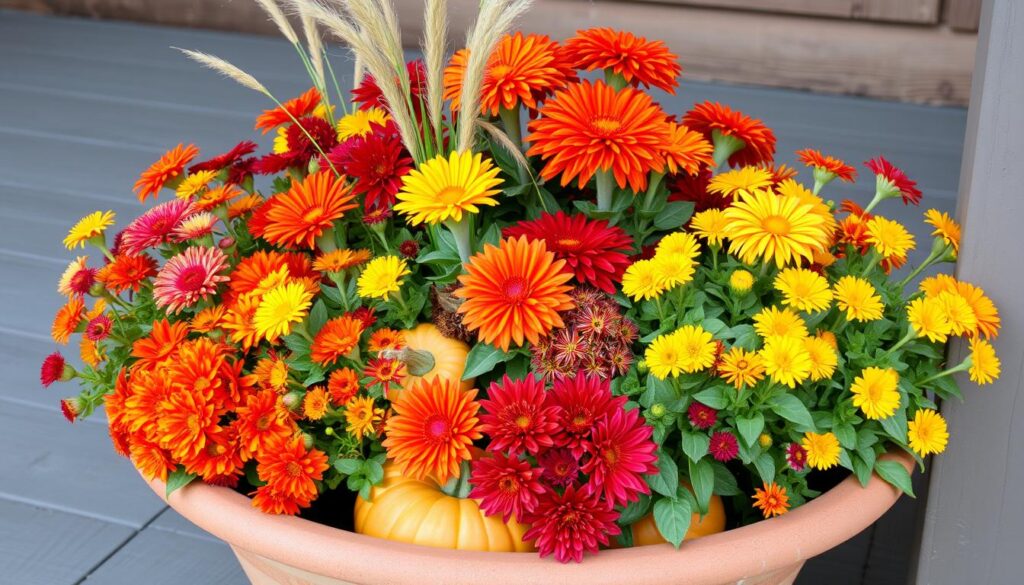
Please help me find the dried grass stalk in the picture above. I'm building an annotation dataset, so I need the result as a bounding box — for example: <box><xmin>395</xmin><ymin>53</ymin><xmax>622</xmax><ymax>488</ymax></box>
<box><xmin>422</xmin><ymin>0</ymin><xmax>448</xmax><ymax>139</ymax></box>
<box><xmin>299</xmin><ymin>5</ymin><xmax>326</xmax><ymax>87</ymax></box>
<box><xmin>175</xmin><ymin>48</ymin><xmax>269</xmax><ymax>95</ymax></box>
<box><xmin>254</xmin><ymin>0</ymin><xmax>300</xmax><ymax>45</ymax></box>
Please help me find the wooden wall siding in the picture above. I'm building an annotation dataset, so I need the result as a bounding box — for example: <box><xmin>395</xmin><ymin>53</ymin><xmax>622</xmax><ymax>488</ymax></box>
<box><xmin>944</xmin><ymin>0</ymin><xmax>983</xmax><ymax>31</ymax></box>
<box><xmin>647</xmin><ymin>0</ymin><xmax>941</xmax><ymax>24</ymax></box>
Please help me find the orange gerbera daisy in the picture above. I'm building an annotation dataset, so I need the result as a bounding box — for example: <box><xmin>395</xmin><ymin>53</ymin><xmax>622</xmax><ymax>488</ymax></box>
<box><xmin>662</xmin><ymin>122</ymin><xmax>714</xmax><ymax>176</ymax></box>
<box><xmin>256</xmin><ymin>434</ymin><xmax>329</xmax><ymax>505</ymax></box>
<box><xmin>455</xmin><ymin>236</ymin><xmax>575</xmax><ymax>351</ymax></box>
<box><xmin>228</xmin><ymin>193</ymin><xmax>265</xmax><ymax>218</ymax></box>
<box><xmin>683</xmin><ymin>102</ymin><xmax>776</xmax><ymax>168</ymax></box>
<box><xmin>562</xmin><ymin>27</ymin><xmax>681</xmax><ymax>93</ymax></box>
<box><xmin>194</xmin><ymin>184</ymin><xmax>243</xmax><ymax>211</ymax></box>
<box><xmin>234</xmin><ymin>389</ymin><xmax>296</xmax><ymax>460</ymax></box>
<box><xmin>312</xmin><ymin>248</ymin><xmax>372</xmax><ymax>273</ymax></box>
<box><xmin>527</xmin><ymin>80</ymin><xmax>668</xmax><ymax>192</ymax></box>
<box><xmin>752</xmin><ymin>482</ymin><xmax>790</xmax><ymax>518</ymax></box>
<box><xmin>221</xmin><ymin>293</ymin><xmax>262</xmax><ymax>351</ymax></box>
<box><xmin>228</xmin><ymin>250</ymin><xmax>317</xmax><ymax>298</ymax></box>
<box><xmin>254</xmin><ymin>87</ymin><xmax>321</xmax><ymax>134</ymax></box>
<box><xmin>310</xmin><ymin>315</ymin><xmax>365</xmax><ymax>366</ymax></box>
<box><xmin>131</xmin><ymin>319</ymin><xmax>189</xmax><ymax>368</ymax></box>
<box><xmin>51</xmin><ymin>296</ymin><xmax>85</xmax><ymax>344</ymax></box>
<box><xmin>382</xmin><ymin>376</ymin><xmax>482</xmax><ymax>484</ymax></box>
<box><xmin>443</xmin><ymin>32</ymin><xmax>576</xmax><ymax>115</ymax></box>
<box><xmin>795</xmin><ymin>148</ymin><xmax>857</xmax><ymax>183</ymax></box>
<box><xmin>96</xmin><ymin>254</ymin><xmax>158</xmax><ymax>294</ymax></box>
<box><xmin>327</xmin><ymin>367</ymin><xmax>361</xmax><ymax>405</ymax></box>
<box><xmin>368</xmin><ymin>328</ymin><xmax>405</xmax><ymax>351</ymax></box>
<box><xmin>258</xmin><ymin>171</ymin><xmax>357</xmax><ymax>249</ymax></box>
<box><xmin>191</xmin><ymin>305</ymin><xmax>227</xmax><ymax>333</ymax></box>
<box><xmin>134</xmin><ymin>143</ymin><xmax>200</xmax><ymax>201</ymax></box>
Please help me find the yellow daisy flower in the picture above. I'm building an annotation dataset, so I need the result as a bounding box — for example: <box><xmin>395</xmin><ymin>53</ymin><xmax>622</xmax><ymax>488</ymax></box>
<box><xmin>760</xmin><ymin>335</ymin><xmax>812</xmax><ymax>388</ymax></box>
<box><xmin>833</xmin><ymin>276</ymin><xmax>884</xmax><ymax>322</ymax></box>
<box><xmin>655</xmin><ymin>231</ymin><xmax>702</xmax><ymax>261</ymax></box>
<box><xmin>935</xmin><ymin>291</ymin><xmax>978</xmax><ymax>336</ymax></box>
<box><xmin>622</xmin><ymin>259</ymin><xmax>669</xmax><ymax>301</ymax></box>
<box><xmin>64</xmin><ymin>211</ymin><xmax>115</xmax><ymax>250</ymax></box>
<box><xmin>673</xmin><ymin>325</ymin><xmax>718</xmax><ymax>373</ymax></box>
<box><xmin>919</xmin><ymin>273</ymin><xmax>958</xmax><ymax>298</ymax></box>
<box><xmin>175</xmin><ymin>170</ymin><xmax>217</xmax><ymax>199</ymax></box>
<box><xmin>357</xmin><ymin>256</ymin><xmax>410</xmax><ymax>301</ymax></box>
<box><xmin>718</xmin><ymin>347</ymin><xmax>765</xmax><ymax>389</ymax></box>
<box><xmin>394</xmin><ymin>151</ymin><xmax>503</xmax><ymax>226</ymax></box>
<box><xmin>707</xmin><ymin>166</ymin><xmax>773</xmax><ymax>198</ymax></box>
<box><xmin>865</xmin><ymin>216</ymin><xmax>915</xmax><ymax>261</ymax></box>
<box><xmin>345</xmin><ymin>395</ymin><xmax>384</xmax><ymax>441</ymax></box>
<box><xmin>336</xmin><ymin>107</ymin><xmax>390</xmax><ymax>140</ymax></box>
<box><xmin>722</xmin><ymin>188</ymin><xmax>831</xmax><ymax>268</ymax></box>
<box><xmin>645</xmin><ymin>331</ymin><xmax>686</xmax><ymax>379</ymax></box>
<box><xmin>774</xmin><ymin>268</ymin><xmax>833</xmax><ymax>313</ymax></box>
<box><xmin>729</xmin><ymin>269</ymin><xmax>754</xmax><ymax>294</ymax></box>
<box><xmin>850</xmin><ymin>367</ymin><xmax>900</xmax><ymax>420</ymax></box>
<box><xmin>907</xmin><ymin>296</ymin><xmax>952</xmax><ymax>343</ymax></box>
<box><xmin>652</xmin><ymin>254</ymin><xmax>696</xmax><ymax>289</ymax></box>
<box><xmin>802</xmin><ymin>432</ymin><xmax>841</xmax><ymax>470</ymax></box>
<box><xmin>968</xmin><ymin>337</ymin><xmax>1000</xmax><ymax>385</ymax></box>
<box><xmin>803</xmin><ymin>336</ymin><xmax>837</xmax><ymax>381</ymax></box>
<box><xmin>923</xmin><ymin>209</ymin><xmax>960</xmax><ymax>254</ymax></box>
<box><xmin>775</xmin><ymin>179</ymin><xmax>839</xmax><ymax>236</ymax></box>
<box><xmin>690</xmin><ymin>209</ymin><xmax>728</xmax><ymax>246</ymax></box>
<box><xmin>907</xmin><ymin>409</ymin><xmax>948</xmax><ymax>457</ymax></box>
<box><xmin>253</xmin><ymin>281</ymin><xmax>314</xmax><ymax>342</ymax></box>
<box><xmin>753</xmin><ymin>306</ymin><xmax>808</xmax><ymax>340</ymax></box>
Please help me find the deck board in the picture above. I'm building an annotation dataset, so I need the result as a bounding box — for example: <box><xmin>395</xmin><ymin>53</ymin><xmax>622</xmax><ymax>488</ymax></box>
<box><xmin>0</xmin><ymin>8</ymin><xmax>969</xmax><ymax>584</ymax></box>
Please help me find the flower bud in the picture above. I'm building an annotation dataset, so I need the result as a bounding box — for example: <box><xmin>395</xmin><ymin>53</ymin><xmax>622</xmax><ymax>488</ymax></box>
<box><xmin>759</xmin><ymin>433</ymin><xmax>773</xmax><ymax>448</ymax></box>
<box><xmin>302</xmin><ymin>432</ymin><xmax>315</xmax><ymax>450</ymax></box>
<box><xmin>88</xmin><ymin>282</ymin><xmax>107</xmax><ymax>297</ymax></box>
<box><xmin>729</xmin><ymin>269</ymin><xmax>754</xmax><ymax>294</ymax></box>
<box><xmin>218</xmin><ymin>236</ymin><xmax>235</xmax><ymax>250</ymax></box>
<box><xmin>650</xmin><ymin>403</ymin><xmax>667</xmax><ymax>418</ymax></box>
<box><xmin>283</xmin><ymin>391</ymin><xmax>304</xmax><ymax>411</ymax></box>
<box><xmin>636</xmin><ymin>360</ymin><xmax>648</xmax><ymax>375</ymax></box>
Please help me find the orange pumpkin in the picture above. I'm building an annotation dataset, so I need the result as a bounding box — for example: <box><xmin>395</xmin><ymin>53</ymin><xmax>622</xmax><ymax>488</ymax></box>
<box><xmin>630</xmin><ymin>493</ymin><xmax>727</xmax><ymax>546</ymax></box>
<box><xmin>354</xmin><ymin>460</ymin><xmax>534</xmax><ymax>552</ymax></box>
<box><xmin>386</xmin><ymin>324</ymin><xmax>473</xmax><ymax>397</ymax></box>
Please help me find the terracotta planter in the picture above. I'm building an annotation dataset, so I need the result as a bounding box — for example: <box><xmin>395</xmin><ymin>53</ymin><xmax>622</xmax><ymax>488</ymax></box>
<box><xmin>144</xmin><ymin>452</ymin><xmax>911</xmax><ymax>585</ymax></box>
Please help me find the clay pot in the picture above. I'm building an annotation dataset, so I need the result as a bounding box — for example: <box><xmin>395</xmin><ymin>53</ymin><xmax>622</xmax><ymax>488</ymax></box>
<box><xmin>143</xmin><ymin>452</ymin><xmax>911</xmax><ymax>585</ymax></box>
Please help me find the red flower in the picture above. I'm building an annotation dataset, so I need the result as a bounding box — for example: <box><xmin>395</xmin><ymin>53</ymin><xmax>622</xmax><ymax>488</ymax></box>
<box><xmin>864</xmin><ymin>156</ymin><xmax>922</xmax><ymax>206</ymax></box>
<box><xmin>326</xmin><ymin>121</ymin><xmax>413</xmax><ymax>211</ymax></box>
<box><xmin>40</xmin><ymin>352</ymin><xmax>69</xmax><ymax>387</ymax></box>
<box><xmin>480</xmin><ymin>375</ymin><xmax>561</xmax><ymax>456</ymax></box>
<box><xmin>786</xmin><ymin>442</ymin><xmax>808</xmax><ymax>471</ymax></box>
<box><xmin>253</xmin><ymin>117</ymin><xmax>339</xmax><ymax>175</ymax></box>
<box><xmin>61</xmin><ymin>397</ymin><xmax>82</xmax><ymax>423</ymax></box>
<box><xmin>351</xmin><ymin>306</ymin><xmax>377</xmax><ymax>329</ymax></box>
<box><xmin>523</xmin><ymin>485</ymin><xmax>621</xmax><ymax>563</ymax></box>
<box><xmin>667</xmin><ymin>169</ymin><xmax>725</xmax><ymax>215</ymax></box>
<box><xmin>548</xmin><ymin>374</ymin><xmax>625</xmax><ymax>458</ymax></box>
<box><xmin>189</xmin><ymin>141</ymin><xmax>258</xmax><ymax>173</ymax></box>
<box><xmin>398</xmin><ymin>239</ymin><xmax>420</xmax><ymax>258</ymax></box>
<box><xmin>469</xmin><ymin>453</ymin><xmax>545</xmax><ymax>523</ymax></box>
<box><xmin>538</xmin><ymin>448</ymin><xmax>580</xmax><ymax>487</ymax></box>
<box><xmin>503</xmin><ymin>212</ymin><xmax>632</xmax><ymax>294</ymax></box>
<box><xmin>709</xmin><ymin>430</ymin><xmax>739</xmax><ymax>461</ymax></box>
<box><xmin>352</xmin><ymin>60</ymin><xmax>427</xmax><ymax>115</ymax></box>
<box><xmin>85</xmin><ymin>314</ymin><xmax>113</xmax><ymax>341</ymax></box>
<box><xmin>795</xmin><ymin>149</ymin><xmax>856</xmax><ymax>183</ymax></box>
<box><xmin>683</xmin><ymin>101</ymin><xmax>776</xmax><ymax>168</ymax></box>
<box><xmin>363</xmin><ymin>357</ymin><xmax>405</xmax><ymax>397</ymax></box>
<box><xmin>120</xmin><ymin>199</ymin><xmax>197</xmax><ymax>256</ymax></box>
<box><xmin>582</xmin><ymin>407</ymin><xmax>657</xmax><ymax>508</ymax></box>
<box><xmin>687</xmin><ymin>402</ymin><xmax>718</xmax><ymax>430</ymax></box>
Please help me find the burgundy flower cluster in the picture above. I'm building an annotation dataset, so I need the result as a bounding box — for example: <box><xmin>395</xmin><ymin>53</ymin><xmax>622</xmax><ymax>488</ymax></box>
<box><xmin>469</xmin><ymin>373</ymin><xmax>657</xmax><ymax>563</ymax></box>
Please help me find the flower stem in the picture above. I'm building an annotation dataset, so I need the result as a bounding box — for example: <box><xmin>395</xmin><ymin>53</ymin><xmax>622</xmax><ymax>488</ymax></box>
<box><xmin>596</xmin><ymin>170</ymin><xmax>615</xmax><ymax>212</ymax></box>
<box><xmin>444</xmin><ymin>217</ymin><xmax>473</xmax><ymax>265</ymax></box>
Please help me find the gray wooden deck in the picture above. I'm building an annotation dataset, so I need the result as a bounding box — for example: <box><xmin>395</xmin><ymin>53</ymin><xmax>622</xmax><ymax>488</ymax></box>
<box><xmin>0</xmin><ymin>9</ymin><xmax>967</xmax><ymax>584</ymax></box>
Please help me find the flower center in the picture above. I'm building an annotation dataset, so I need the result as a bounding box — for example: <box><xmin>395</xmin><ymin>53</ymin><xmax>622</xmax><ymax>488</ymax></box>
<box><xmin>425</xmin><ymin>414</ymin><xmax>451</xmax><ymax>442</ymax></box>
<box><xmin>602</xmin><ymin>445</ymin><xmax>620</xmax><ymax>466</ymax></box>
<box><xmin>515</xmin><ymin>413</ymin><xmax>532</xmax><ymax>429</ymax></box>
<box><xmin>501</xmin><ymin>276</ymin><xmax>530</xmax><ymax>302</ymax></box>
<box><xmin>285</xmin><ymin>461</ymin><xmax>302</xmax><ymax>477</ymax></box>
<box><xmin>498</xmin><ymin>476</ymin><xmax>520</xmax><ymax>493</ymax></box>
<box><xmin>177</xmin><ymin>266</ymin><xmax>208</xmax><ymax>292</ymax></box>
<box><xmin>555</xmin><ymin>237</ymin><xmax>582</xmax><ymax>250</ymax></box>
<box><xmin>490</xmin><ymin>64</ymin><xmax>514</xmax><ymax>80</ymax></box>
<box><xmin>590</xmin><ymin>115</ymin><xmax>622</xmax><ymax>137</ymax></box>
<box><xmin>762</xmin><ymin>215</ymin><xmax>792</xmax><ymax>236</ymax></box>
<box><xmin>436</xmin><ymin>186</ymin><xmax>467</xmax><ymax>206</ymax></box>
<box><xmin>303</xmin><ymin>207</ymin><xmax>326</xmax><ymax>225</ymax></box>
<box><xmin>256</xmin><ymin>415</ymin><xmax>271</xmax><ymax>431</ymax></box>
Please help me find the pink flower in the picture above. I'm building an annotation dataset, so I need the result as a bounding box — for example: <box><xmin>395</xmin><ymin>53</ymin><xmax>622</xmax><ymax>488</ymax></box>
<box><xmin>120</xmin><ymin>199</ymin><xmax>197</xmax><ymax>255</ymax></box>
<box><xmin>582</xmin><ymin>407</ymin><xmax>658</xmax><ymax>508</ymax></box>
<box><xmin>85</xmin><ymin>314</ymin><xmax>113</xmax><ymax>341</ymax></box>
<box><xmin>152</xmin><ymin>246</ymin><xmax>229</xmax><ymax>313</ymax></box>
<box><xmin>469</xmin><ymin>453</ymin><xmax>545</xmax><ymax>523</ymax></box>
<box><xmin>548</xmin><ymin>374</ymin><xmax>625</xmax><ymax>458</ymax></box>
<box><xmin>479</xmin><ymin>375</ymin><xmax>561</xmax><ymax>456</ymax></box>
<box><xmin>687</xmin><ymin>402</ymin><xmax>718</xmax><ymax>430</ymax></box>
<box><xmin>40</xmin><ymin>352</ymin><xmax>70</xmax><ymax>387</ymax></box>
<box><xmin>709</xmin><ymin>430</ymin><xmax>739</xmax><ymax>462</ymax></box>
<box><xmin>864</xmin><ymin>156</ymin><xmax>922</xmax><ymax>206</ymax></box>
<box><xmin>786</xmin><ymin>442</ymin><xmax>808</xmax><ymax>471</ymax></box>
<box><xmin>522</xmin><ymin>485</ymin><xmax>621</xmax><ymax>563</ymax></box>
<box><xmin>538</xmin><ymin>448</ymin><xmax>580</xmax><ymax>488</ymax></box>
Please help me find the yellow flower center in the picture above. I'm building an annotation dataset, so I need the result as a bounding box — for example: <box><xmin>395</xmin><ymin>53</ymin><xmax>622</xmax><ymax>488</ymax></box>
<box><xmin>436</xmin><ymin>186</ymin><xmax>468</xmax><ymax>205</ymax></box>
<box><xmin>556</xmin><ymin>237</ymin><xmax>582</xmax><ymax>250</ymax></box>
<box><xmin>303</xmin><ymin>207</ymin><xmax>325</xmax><ymax>225</ymax></box>
<box><xmin>762</xmin><ymin>215</ymin><xmax>792</xmax><ymax>236</ymax></box>
<box><xmin>285</xmin><ymin>462</ymin><xmax>302</xmax><ymax>477</ymax></box>
<box><xmin>515</xmin><ymin>414</ymin><xmax>532</xmax><ymax>429</ymax></box>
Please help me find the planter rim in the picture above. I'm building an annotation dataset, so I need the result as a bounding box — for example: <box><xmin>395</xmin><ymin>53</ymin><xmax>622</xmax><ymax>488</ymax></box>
<box><xmin>145</xmin><ymin>452</ymin><xmax>912</xmax><ymax>585</ymax></box>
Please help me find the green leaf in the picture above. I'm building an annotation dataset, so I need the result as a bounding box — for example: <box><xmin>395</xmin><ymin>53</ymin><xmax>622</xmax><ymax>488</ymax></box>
<box><xmin>461</xmin><ymin>342</ymin><xmax>511</xmax><ymax>379</ymax></box>
<box><xmin>701</xmin><ymin>318</ymin><xmax>728</xmax><ymax>337</ymax></box>
<box><xmin>711</xmin><ymin>462</ymin><xmax>741</xmax><ymax>496</ymax></box>
<box><xmin>767</xmin><ymin>394</ymin><xmax>815</xmax><ymax>430</ymax></box>
<box><xmin>879</xmin><ymin>410</ymin><xmax>909</xmax><ymax>445</ymax></box>
<box><xmin>320</xmin><ymin>285</ymin><xmax>344</xmax><ymax>307</ymax></box>
<box><xmin>680</xmin><ymin>430</ymin><xmax>710</xmax><ymax>462</ymax></box>
<box><xmin>308</xmin><ymin>300</ymin><xmax>328</xmax><ymax>334</ymax></box>
<box><xmin>930</xmin><ymin>374</ymin><xmax>963</xmax><ymax>400</ymax></box>
<box><xmin>687</xmin><ymin>458</ymin><xmax>714</xmax><ymax>515</ymax></box>
<box><xmin>874</xmin><ymin>460</ymin><xmax>915</xmax><ymax>497</ymax></box>
<box><xmin>618</xmin><ymin>493</ymin><xmax>652</xmax><ymax>525</ymax></box>
<box><xmin>833</xmin><ymin>421</ymin><xmax>857</xmax><ymax>449</ymax></box>
<box><xmin>363</xmin><ymin>458</ymin><xmax>385</xmax><ymax>485</ymax></box>
<box><xmin>729</xmin><ymin>324</ymin><xmax>760</xmax><ymax>351</ymax></box>
<box><xmin>653</xmin><ymin>201</ymin><xmax>695</xmax><ymax>230</ymax></box>
<box><xmin>648</xmin><ymin>452</ymin><xmax>679</xmax><ymax>497</ymax></box>
<box><xmin>736</xmin><ymin>413</ymin><xmax>765</xmax><ymax>448</ymax></box>
<box><xmin>641</xmin><ymin>374</ymin><xmax>678</xmax><ymax>409</ymax></box>
<box><xmin>753</xmin><ymin>453</ymin><xmax>776</xmax><ymax>484</ymax></box>
<box><xmin>692</xmin><ymin>386</ymin><xmax>729</xmax><ymax>409</ymax></box>
<box><xmin>653</xmin><ymin>496</ymin><xmax>693</xmax><ymax>548</ymax></box>
<box><xmin>166</xmin><ymin>466</ymin><xmax>198</xmax><ymax>498</ymax></box>
<box><xmin>334</xmin><ymin>458</ymin><xmax>363</xmax><ymax>475</ymax></box>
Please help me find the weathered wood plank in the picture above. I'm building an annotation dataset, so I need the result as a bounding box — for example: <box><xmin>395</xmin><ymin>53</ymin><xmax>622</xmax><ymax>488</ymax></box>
<box><xmin>0</xmin><ymin>400</ymin><xmax>166</xmax><ymax>526</ymax></box>
<box><xmin>82</xmin><ymin>525</ymin><xmax>248</xmax><ymax>585</ymax></box>
<box><xmin>0</xmin><ymin>498</ymin><xmax>135</xmax><ymax>585</ymax></box>
<box><xmin>650</xmin><ymin>0</ymin><xmax>941</xmax><ymax>24</ymax></box>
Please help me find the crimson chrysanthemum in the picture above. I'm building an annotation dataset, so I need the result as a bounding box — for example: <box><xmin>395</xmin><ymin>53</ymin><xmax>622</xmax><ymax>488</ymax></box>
<box><xmin>562</xmin><ymin>27</ymin><xmax>681</xmax><ymax>93</ymax></box>
<box><xmin>134</xmin><ymin>143</ymin><xmax>199</xmax><ymax>201</ymax></box>
<box><xmin>253</xmin><ymin>116</ymin><xmax>339</xmax><ymax>175</ymax></box>
<box><xmin>444</xmin><ymin>32</ymin><xmax>576</xmax><ymax>115</ymax></box>
<box><xmin>504</xmin><ymin>212</ymin><xmax>632</xmax><ymax>294</ymax></box>
<box><xmin>120</xmin><ymin>199</ymin><xmax>197</xmax><ymax>256</ymax></box>
<box><xmin>582</xmin><ymin>406</ymin><xmax>657</xmax><ymax>509</ymax></box>
<box><xmin>257</xmin><ymin>171</ymin><xmax>357</xmax><ymax>248</ymax></box>
<box><xmin>548</xmin><ymin>374</ymin><xmax>625</xmax><ymax>458</ymax></box>
<box><xmin>865</xmin><ymin>156</ymin><xmax>922</xmax><ymax>206</ymax></box>
<box><xmin>351</xmin><ymin>60</ymin><xmax>427</xmax><ymax>113</ymax></box>
<box><xmin>325</xmin><ymin>123</ymin><xmax>412</xmax><ymax>211</ymax></box>
<box><xmin>683</xmin><ymin>101</ymin><xmax>776</xmax><ymax>168</ymax></box>
<box><xmin>687</xmin><ymin>402</ymin><xmax>718</xmax><ymax>430</ymax></box>
<box><xmin>786</xmin><ymin>442</ymin><xmax>808</xmax><ymax>471</ymax></box>
<box><xmin>189</xmin><ymin>140</ymin><xmax>258</xmax><ymax>173</ymax></box>
<box><xmin>382</xmin><ymin>376</ymin><xmax>482</xmax><ymax>485</ymax></box>
<box><xmin>40</xmin><ymin>352</ymin><xmax>71</xmax><ymax>387</ymax></box>
<box><xmin>455</xmin><ymin>236</ymin><xmax>575</xmax><ymax>351</ymax></box>
<box><xmin>469</xmin><ymin>452</ymin><xmax>545</xmax><ymax>523</ymax></box>
<box><xmin>523</xmin><ymin>485</ymin><xmax>621</xmax><ymax>563</ymax></box>
<box><xmin>796</xmin><ymin>148</ymin><xmax>857</xmax><ymax>182</ymax></box>
<box><xmin>479</xmin><ymin>375</ymin><xmax>561</xmax><ymax>456</ymax></box>
<box><xmin>152</xmin><ymin>246</ymin><xmax>229</xmax><ymax>313</ymax></box>
<box><xmin>709</xmin><ymin>430</ymin><xmax>739</xmax><ymax>461</ymax></box>
<box><xmin>254</xmin><ymin>87</ymin><xmax>321</xmax><ymax>133</ymax></box>
<box><xmin>538</xmin><ymin>449</ymin><xmax>581</xmax><ymax>487</ymax></box>
<box><xmin>527</xmin><ymin>80</ymin><xmax>669</xmax><ymax>192</ymax></box>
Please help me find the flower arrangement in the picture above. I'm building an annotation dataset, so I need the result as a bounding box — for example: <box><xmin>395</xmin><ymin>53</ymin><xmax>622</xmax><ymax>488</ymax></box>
<box><xmin>40</xmin><ymin>0</ymin><xmax>1001</xmax><ymax>565</ymax></box>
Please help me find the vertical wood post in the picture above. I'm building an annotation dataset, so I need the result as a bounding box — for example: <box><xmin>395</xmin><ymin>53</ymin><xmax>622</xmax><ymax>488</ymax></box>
<box><xmin>915</xmin><ymin>0</ymin><xmax>1024</xmax><ymax>582</ymax></box>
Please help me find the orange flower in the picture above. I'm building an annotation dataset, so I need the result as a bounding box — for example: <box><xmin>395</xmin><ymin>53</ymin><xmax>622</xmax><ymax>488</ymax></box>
<box><xmin>221</xmin><ymin>293</ymin><xmax>262</xmax><ymax>352</ymax></box>
<box><xmin>129</xmin><ymin>436</ymin><xmax>176</xmax><ymax>482</ymax></box>
<box><xmin>80</xmin><ymin>337</ymin><xmax>104</xmax><ymax>368</ymax></box>
<box><xmin>97</xmin><ymin>254</ymin><xmax>158</xmax><ymax>294</ymax></box>
<box><xmin>252</xmin><ymin>355</ymin><xmax>290</xmax><ymax>392</ymax></box>
<box><xmin>382</xmin><ymin>377</ymin><xmax>482</xmax><ymax>484</ymax></box>
<box><xmin>234</xmin><ymin>389</ymin><xmax>296</xmax><ymax>460</ymax></box>
<box><xmin>166</xmin><ymin>337</ymin><xmax>240</xmax><ymax>407</ymax></box>
<box><xmin>228</xmin><ymin>193</ymin><xmax>265</xmax><ymax>218</ymax></box>
<box><xmin>194</xmin><ymin>184</ymin><xmax>243</xmax><ymax>211</ymax></box>
<box><xmin>753</xmin><ymin>482</ymin><xmax>790</xmax><ymax>518</ymax></box>
<box><xmin>131</xmin><ymin>319</ymin><xmax>189</xmax><ymax>369</ymax></box>
<box><xmin>303</xmin><ymin>386</ymin><xmax>329</xmax><ymax>420</ymax></box>
<box><xmin>134</xmin><ymin>143</ymin><xmax>200</xmax><ymax>201</ymax></box>
<box><xmin>191</xmin><ymin>305</ymin><xmax>227</xmax><ymax>333</ymax></box>
<box><xmin>528</xmin><ymin>80</ymin><xmax>669</xmax><ymax>192</ymax></box>
<box><xmin>122</xmin><ymin>367</ymin><xmax>173</xmax><ymax>440</ymax></box>
<box><xmin>795</xmin><ymin>149</ymin><xmax>857</xmax><ymax>183</ymax></box>
<box><xmin>310</xmin><ymin>315</ymin><xmax>365</xmax><ymax>366</ymax></box>
<box><xmin>155</xmin><ymin>383</ymin><xmax>219</xmax><ymax>461</ymax></box>
<box><xmin>455</xmin><ymin>236</ymin><xmax>575</xmax><ymax>351</ymax></box>
<box><xmin>662</xmin><ymin>122</ymin><xmax>714</xmax><ymax>176</ymax></box>
<box><xmin>327</xmin><ymin>367</ymin><xmax>361</xmax><ymax>406</ymax></box>
<box><xmin>363</xmin><ymin>357</ymin><xmax>406</xmax><ymax>397</ymax></box>
<box><xmin>180</xmin><ymin>427</ymin><xmax>243</xmax><ymax>482</ymax></box>
<box><xmin>258</xmin><ymin>171</ymin><xmax>357</xmax><ymax>249</ymax></box>
<box><xmin>256</xmin><ymin>435</ymin><xmax>329</xmax><ymax>506</ymax></box>
<box><xmin>229</xmin><ymin>250</ymin><xmax>316</xmax><ymax>298</ymax></box>
<box><xmin>443</xmin><ymin>32</ymin><xmax>576</xmax><ymax>115</ymax></box>
<box><xmin>313</xmin><ymin>248</ymin><xmax>372</xmax><ymax>273</ymax></box>
<box><xmin>683</xmin><ymin>102</ymin><xmax>776</xmax><ymax>168</ymax></box>
<box><xmin>51</xmin><ymin>296</ymin><xmax>85</xmax><ymax>344</ymax></box>
<box><xmin>254</xmin><ymin>87</ymin><xmax>321</xmax><ymax>134</ymax></box>
<box><xmin>368</xmin><ymin>328</ymin><xmax>405</xmax><ymax>352</ymax></box>
<box><xmin>562</xmin><ymin>27</ymin><xmax>681</xmax><ymax>93</ymax></box>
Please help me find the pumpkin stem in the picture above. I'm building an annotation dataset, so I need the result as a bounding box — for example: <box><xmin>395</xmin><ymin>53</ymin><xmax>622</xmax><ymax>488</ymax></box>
<box><xmin>440</xmin><ymin>460</ymin><xmax>475</xmax><ymax>498</ymax></box>
<box><xmin>379</xmin><ymin>347</ymin><xmax>436</xmax><ymax>377</ymax></box>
